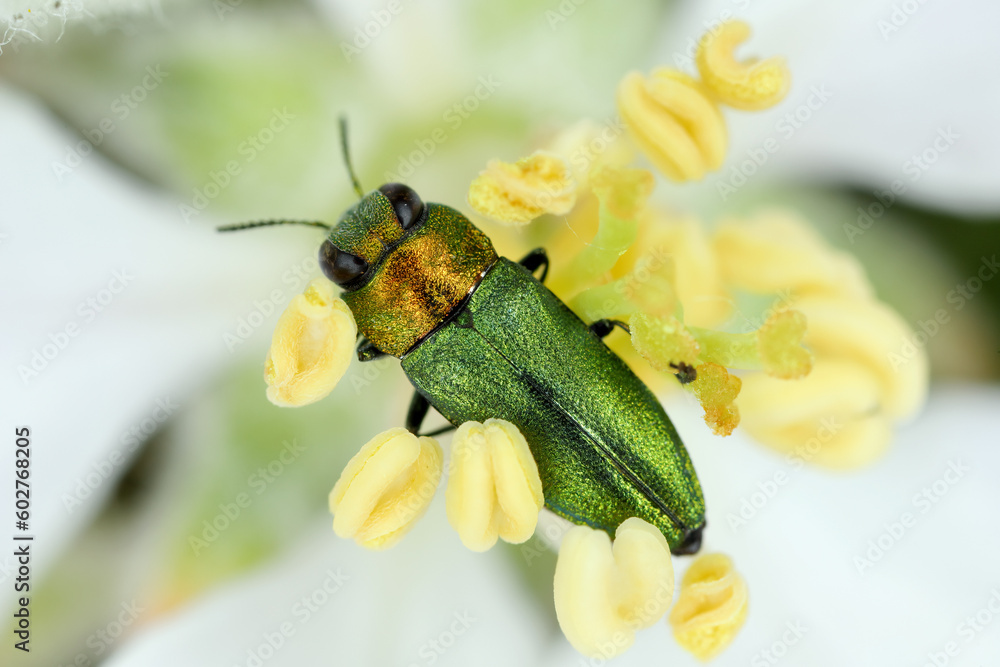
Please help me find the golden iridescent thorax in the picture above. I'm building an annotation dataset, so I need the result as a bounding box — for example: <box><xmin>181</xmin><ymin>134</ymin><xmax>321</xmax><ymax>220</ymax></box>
<box><xmin>325</xmin><ymin>187</ymin><xmax>497</xmax><ymax>357</ymax></box>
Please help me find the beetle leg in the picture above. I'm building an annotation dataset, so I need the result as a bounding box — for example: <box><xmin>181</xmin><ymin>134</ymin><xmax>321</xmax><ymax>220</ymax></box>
<box><xmin>356</xmin><ymin>337</ymin><xmax>386</xmax><ymax>362</ymax></box>
<box><xmin>420</xmin><ymin>423</ymin><xmax>458</xmax><ymax>437</ymax></box>
<box><xmin>589</xmin><ymin>319</ymin><xmax>631</xmax><ymax>339</ymax></box>
<box><xmin>518</xmin><ymin>248</ymin><xmax>550</xmax><ymax>283</ymax></box>
<box><xmin>405</xmin><ymin>393</ymin><xmax>430</xmax><ymax>433</ymax></box>
<box><xmin>405</xmin><ymin>392</ymin><xmax>457</xmax><ymax>437</ymax></box>
<box><xmin>669</xmin><ymin>361</ymin><xmax>698</xmax><ymax>385</ymax></box>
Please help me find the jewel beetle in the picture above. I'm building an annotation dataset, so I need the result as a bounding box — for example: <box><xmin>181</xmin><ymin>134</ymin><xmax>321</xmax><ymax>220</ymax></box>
<box><xmin>220</xmin><ymin>120</ymin><xmax>706</xmax><ymax>555</ymax></box>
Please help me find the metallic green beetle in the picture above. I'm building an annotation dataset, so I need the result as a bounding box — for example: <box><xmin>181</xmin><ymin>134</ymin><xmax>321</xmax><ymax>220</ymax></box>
<box><xmin>222</xmin><ymin>130</ymin><xmax>706</xmax><ymax>555</ymax></box>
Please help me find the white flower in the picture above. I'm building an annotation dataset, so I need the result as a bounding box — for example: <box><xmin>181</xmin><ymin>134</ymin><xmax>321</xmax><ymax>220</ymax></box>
<box><xmin>3</xmin><ymin>0</ymin><xmax>999</xmax><ymax>664</ymax></box>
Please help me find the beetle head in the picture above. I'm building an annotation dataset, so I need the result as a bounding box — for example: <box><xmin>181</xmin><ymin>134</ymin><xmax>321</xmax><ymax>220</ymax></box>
<box><xmin>216</xmin><ymin>118</ymin><xmax>496</xmax><ymax>357</ymax></box>
<box><xmin>328</xmin><ymin>183</ymin><xmax>496</xmax><ymax>357</ymax></box>
<box><xmin>319</xmin><ymin>183</ymin><xmax>428</xmax><ymax>292</ymax></box>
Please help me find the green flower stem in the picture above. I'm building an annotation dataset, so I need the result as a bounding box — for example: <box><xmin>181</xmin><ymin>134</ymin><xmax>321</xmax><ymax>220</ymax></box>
<box><xmin>569</xmin><ymin>279</ymin><xmax>637</xmax><ymax>322</ymax></box>
<box><xmin>687</xmin><ymin>327</ymin><xmax>763</xmax><ymax>370</ymax></box>
<box><xmin>550</xmin><ymin>204</ymin><xmax>637</xmax><ymax>296</ymax></box>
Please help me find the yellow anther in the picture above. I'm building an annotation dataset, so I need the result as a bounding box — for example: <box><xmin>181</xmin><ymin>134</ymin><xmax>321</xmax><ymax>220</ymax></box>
<box><xmin>264</xmin><ymin>278</ymin><xmax>356</xmax><ymax>407</ymax></box>
<box><xmin>713</xmin><ymin>211</ymin><xmax>873</xmax><ymax>299</ymax></box>
<box><xmin>446</xmin><ymin>419</ymin><xmax>544</xmax><ymax>552</ymax></box>
<box><xmin>795</xmin><ymin>295</ymin><xmax>928</xmax><ymax>420</ymax></box>
<box><xmin>669</xmin><ymin>553</ymin><xmax>749</xmax><ymax>661</ymax></box>
<box><xmin>696</xmin><ymin>21</ymin><xmax>790</xmax><ymax>111</ymax></box>
<box><xmin>617</xmin><ymin>69</ymin><xmax>727</xmax><ymax>181</ymax></box>
<box><xmin>554</xmin><ymin>518</ymin><xmax>674</xmax><ymax>659</ymax></box>
<box><xmin>687</xmin><ymin>363</ymin><xmax>742</xmax><ymax>437</ymax></box>
<box><xmin>710</xmin><ymin>212</ymin><xmax>927</xmax><ymax>464</ymax></box>
<box><xmin>329</xmin><ymin>427</ymin><xmax>443</xmax><ymax>550</ymax></box>
<box><xmin>467</xmin><ymin>151</ymin><xmax>577</xmax><ymax>225</ymax></box>
<box><xmin>757</xmin><ymin>309</ymin><xmax>813</xmax><ymax>379</ymax></box>
<box><xmin>738</xmin><ymin>359</ymin><xmax>893</xmax><ymax>468</ymax></box>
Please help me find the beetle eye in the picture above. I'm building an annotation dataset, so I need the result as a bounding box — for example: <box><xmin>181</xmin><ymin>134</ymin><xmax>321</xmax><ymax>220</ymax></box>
<box><xmin>319</xmin><ymin>240</ymin><xmax>368</xmax><ymax>287</ymax></box>
<box><xmin>379</xmin><ymin>182</ymin><xmax>424</xmax><ymax>229</ymax></box>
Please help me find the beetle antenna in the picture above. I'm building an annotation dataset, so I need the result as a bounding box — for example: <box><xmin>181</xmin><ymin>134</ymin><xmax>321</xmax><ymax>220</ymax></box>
<box><xmin>217</xmin><ymin>219</ymin><xmax>332</xmax><ymax>233</ymax></box>
<box><xmin>339</xmin><ymin>115</ymin><xmax>365</xmax><ymax>200</ymax></box>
